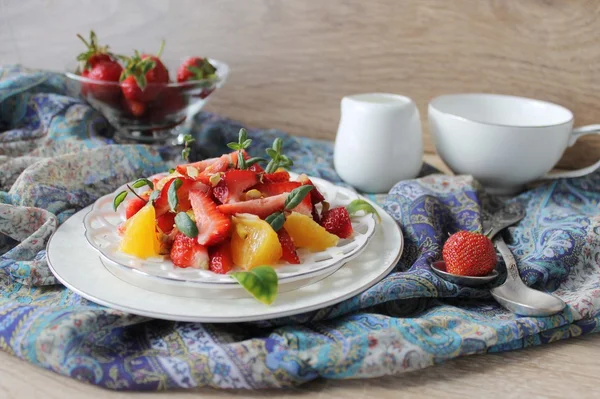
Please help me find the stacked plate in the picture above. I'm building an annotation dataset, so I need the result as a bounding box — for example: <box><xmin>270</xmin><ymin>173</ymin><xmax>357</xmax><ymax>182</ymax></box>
<box><xmin>47</xmin><ymin>175</ymin><xmax>403</xmax><ymax>322</ymax></box>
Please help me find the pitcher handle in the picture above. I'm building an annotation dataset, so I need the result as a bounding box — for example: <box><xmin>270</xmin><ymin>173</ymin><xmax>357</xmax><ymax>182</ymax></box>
<box><xmin>543</xmin><ymin>124</ymin><xmax>600</xmax><ymax>180</ymax></box>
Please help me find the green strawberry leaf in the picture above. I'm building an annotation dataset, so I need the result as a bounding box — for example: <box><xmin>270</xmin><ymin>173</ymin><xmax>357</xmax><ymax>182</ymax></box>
<box><xmin>284</xmin><ymin>185</ymin><xmax>313</xmax><ymax>211</ymax></box>
<box><xmin>174</xmin><ymin>212</ymin><xmax>198</xmax><ymax>238</ymax></box>
<box><xmin>346</xmin><ymin>199</ymin><xmax>381</xmax><ymax>222</ymax></box>
<box><xmin>113</xmin><ymin>191</ymin><xmax>128</xmax><ymax>211</ymax></box>
<box><xmin>265</xmin><ymin>211</ymin><xmax>285</xmax><ymax>232</ymax></box>
<box><xmin>231</xmin><ymin>266</ymin><xmax>278</xmax><ymax>305</ymax></box>
<box><xmin>131</xmin><ymin>178</ymin><xmax>154</xmax><ymax>190</ymax></box>
<box><xmin>168</xmin><ymin>178</ymin><xmax>183</xmax><ymax>212</ymax></box>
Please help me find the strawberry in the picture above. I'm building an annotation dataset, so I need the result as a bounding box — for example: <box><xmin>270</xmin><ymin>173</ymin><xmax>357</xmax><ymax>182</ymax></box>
<box><xmin>151</xmin><ymin>86</ymin><xmax>186</xmax><ymax>120</ymax></box>
<box><xmin>209</xmin><ymin>241</ymin><xmax>234</xmax><ymax>274</ymax></box>
<box><xmin>213</xmin><ymin>170</ymin><xmax>259</xmax><ymax>204</ymax></box>
<box><xmin>297</xmin><ymin>174</ymin><xmax>325</xmax><ymax>204</ymax></box>
<box><xmin>278</xmin><ymin>228</ymin><xmax>300</xmax><ymax>264</ymax></box>
<box><xmin>124</xmin><ymin>197</ymin><xmax>147</xmax><ymax>219</ymax></box>
<box><xmin>189</xmin><ymin>189</ymin><xmax>231</xmax><ymax>246</ymax></box>
<box><xmin>154</xmin><ymin>177</ymin><xmax>209</xmax><ymax>216</ymax></box>
<box><xmin>76</xmin><ymin>31</ymin><xmax>114</xmax><ymax>69</ymax></box>
<box><xmin>176</xmin><ymin>57</ymin><xmax>217</xmax><ymax>82</ymax></box>
<box><xmin>120</xmin><ymin>42</ymin><xmax>169</xmax><ymax>103</ymax></box>
<box><xmin>217</xmin><ymin>193</ymin><xmax>288</xmax><ymax>219</ymax></box>
<box><xmin>263</xmin><ymin>170</ymin><xmax>290</xmax><ymax>183</ymax></box>
<box><xmin>253</xmin><ymin>181</ymin><xmax>312</xmax><ymax>215</ymax></box>
<box><xmin>191</xmin><ymin>151</ymin><xmax>245</xmax><ymax>184</ymax></box>
<box><xmin>121</xmin><ymin>97</ymin><xmax>146</xmax><ymax>117</ymax></box>
<box><xmin>442</xmin><ymin>231</ymin><xmax>498</xmax><ymax>277</ymax></box>
<box><xmin>156</xmin><ymin>212</ymin><xmax>175</xmax><ymax>233</ymax></box>
<box><xmin>320</xmin><ymin>207</ymin><xmax>353</xmax><ymax>238</ymax></box>
<box><xmin>170</xmin><ymin>232</ymin><xmax>209</xmax><ymax>269</ymax></box>
<box><xmin>176</xmin><ymin>157</ymin><xmax>219</xmax><ymax>176</ymax></box>
<box><xmin>82</xmin><ymin>61</ymin><xmax>123</xmax><ymax>103</ymax></box>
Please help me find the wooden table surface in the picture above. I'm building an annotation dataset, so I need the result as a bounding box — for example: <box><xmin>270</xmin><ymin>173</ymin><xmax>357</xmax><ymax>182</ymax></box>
<box><xmin>2</xmin><ymin>155</ymin><xmax>598</xmax><ymax>398</ymax></box>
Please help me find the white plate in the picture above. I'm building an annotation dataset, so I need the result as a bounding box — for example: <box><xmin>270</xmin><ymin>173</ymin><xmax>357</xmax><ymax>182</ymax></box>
<box><xmin>83</xmin><ymin>174</ymin><xmax>377</xmax><ymax>290</ymax></box>
<box><xmin>47</xmin><ymin>201</ymin><xmax>403</xmax><ymax>322</ymax></box>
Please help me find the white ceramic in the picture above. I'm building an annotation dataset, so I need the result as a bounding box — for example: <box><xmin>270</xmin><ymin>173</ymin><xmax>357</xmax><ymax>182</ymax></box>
<box><xmin>83</xmin><ymin>174</ymin><xmax>376</xmax><ymax>298</ymax></box>
<box><xmin>46</xmin><ymin>201</ymin><xmax>403</xmax><ymax>323</ymax></box>
<box><xmin>429</xmin><ymin>93</ymin><xmax>600</xmax><ymax>195</ymax></box>
<box><xmin>334</xmin><ymin>93</ymin><xmax>423</xmax><ymax>193</ymax></box>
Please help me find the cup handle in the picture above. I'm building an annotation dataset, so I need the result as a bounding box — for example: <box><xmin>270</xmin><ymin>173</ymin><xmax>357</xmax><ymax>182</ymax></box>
<box><xmin>543</xmin><ymin>124</ymin><xmax>600</xmax><ymax>180</ymax></box>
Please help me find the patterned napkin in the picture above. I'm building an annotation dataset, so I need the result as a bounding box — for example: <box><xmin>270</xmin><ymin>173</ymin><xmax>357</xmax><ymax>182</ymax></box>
<box><xmin>1</xmin><ymin>65</ymin><xmax>599</xmax><ymax>390</ymax></box>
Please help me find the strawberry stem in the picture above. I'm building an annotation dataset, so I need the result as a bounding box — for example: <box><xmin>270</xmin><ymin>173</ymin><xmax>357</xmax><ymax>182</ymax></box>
<box><xmin>157</xmin><ymin>40</ymin><xmax>165</xmax><ymax>59</ymax></box>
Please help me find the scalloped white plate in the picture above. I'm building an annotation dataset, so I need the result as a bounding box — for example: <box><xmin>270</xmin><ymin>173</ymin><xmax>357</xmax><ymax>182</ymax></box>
<box><xmin>82</xmin><ymin>173</ymin><xmax>376</xmax><ymax>293</ymax></box>
<box><xmin>47</xmin><ymin>201</ymin><xmax>403</xmax><ymax>322</ymax></box>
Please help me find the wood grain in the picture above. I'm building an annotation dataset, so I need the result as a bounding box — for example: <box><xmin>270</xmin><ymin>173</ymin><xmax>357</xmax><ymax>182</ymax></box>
<box><xmin>2</xmin><ymin>328</ymin><xmax>600</xmax><ymax>398</ymax></box>
<box><xmin>1</xmin><ymin>0</ymin><xmax>599</xmax><ymax>169</ymax></box>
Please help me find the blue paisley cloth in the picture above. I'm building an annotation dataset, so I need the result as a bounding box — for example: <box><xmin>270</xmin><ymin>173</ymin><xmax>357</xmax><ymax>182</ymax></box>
<box><xmin>0</xmin><ymin>64</ymin><xmax>599</xmax><ymax>390</ymax></box>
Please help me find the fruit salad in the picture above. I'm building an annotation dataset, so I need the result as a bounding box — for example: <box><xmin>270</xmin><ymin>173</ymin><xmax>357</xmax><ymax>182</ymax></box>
<box><xmin>113</xmin><ymin>129</ymin><xmax>378</xmax><ymax>303</ymax></box>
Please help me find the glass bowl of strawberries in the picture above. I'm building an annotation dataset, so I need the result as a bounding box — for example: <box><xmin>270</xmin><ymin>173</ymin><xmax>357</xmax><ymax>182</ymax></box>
<box><xmin>64</xmin><ymin>31</ymin><xmax>229</xmax><ymax>144</ymax></box>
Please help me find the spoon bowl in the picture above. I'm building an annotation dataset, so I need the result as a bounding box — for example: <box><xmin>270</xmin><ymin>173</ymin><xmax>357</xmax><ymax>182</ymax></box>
<box><xmin>490</xmin><ymin>284</ymin><xmax>566</xmax><ymax>317</ymax></box>
<box><xmin>430</xmin><ymin>260</ymin><xmax>499</xmax><ymax>287</ymax></box>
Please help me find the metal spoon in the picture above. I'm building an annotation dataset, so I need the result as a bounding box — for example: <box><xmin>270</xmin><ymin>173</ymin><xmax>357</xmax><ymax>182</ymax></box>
<box><xmin>487</xmin><ymin>203</ymin><xmax>566</xmax><ymax>317</ymax></box>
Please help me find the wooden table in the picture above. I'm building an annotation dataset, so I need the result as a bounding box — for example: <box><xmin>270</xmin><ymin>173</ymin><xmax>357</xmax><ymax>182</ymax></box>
<box><xmin>2</xmin><ymin>155</ymin><xmax>597</xmax><ymax>399</ymax></box>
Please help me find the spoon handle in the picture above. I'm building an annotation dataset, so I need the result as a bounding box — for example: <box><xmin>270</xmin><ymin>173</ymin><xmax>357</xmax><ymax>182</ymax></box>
<box><xmin>494</xmin><ymin>235</ymin><xmax>526</xmax><ymax>286</ymax></box>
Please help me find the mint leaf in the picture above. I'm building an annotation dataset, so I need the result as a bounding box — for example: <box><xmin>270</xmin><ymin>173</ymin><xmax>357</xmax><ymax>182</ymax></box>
<box><xmin>131</xmin><ymin>178</ymin><xmax>154</xmax><ymax>190</ymax></box>
<box><xmin>346</xmin><ymin>199</ymin><xmax>381</xmax><ymax>222</ymax></box>
<box><xmin>113</xmin><ymin>191</ymin><xmax>128</xmax><ymax>211</ymax></box>
<box><xmin>265</xmin><ymin>211</ymin><xmax>285</xmax><ymax>232</ymax></box>
<box><xmin>168</xmin><ymin>178</ymin><xmax>183</xmax><ymax>212</ymax></box>
<box><xmin>231</xmin><ymin>266</ymin><xmax>278</xmax><ymax>305</ymax></box>
<box><xmin>284</xmin><ymin>185</ymin><xmax>313</xmax><ymax>211</ymax></box>
<box><xmin>174</xmin><ymin>212</ymin><xmax>198</xmax><ymax>238</ymax></box>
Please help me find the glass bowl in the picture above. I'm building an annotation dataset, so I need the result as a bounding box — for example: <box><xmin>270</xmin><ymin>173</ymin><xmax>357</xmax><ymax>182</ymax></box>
<box><xmin>64</xmin><ymin>58</ymin><xmax>229</xmax><ymax>144</ymax></box>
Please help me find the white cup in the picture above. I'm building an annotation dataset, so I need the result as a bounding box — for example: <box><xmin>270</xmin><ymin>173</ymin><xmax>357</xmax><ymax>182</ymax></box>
<box><xmin>334</xmin><ymin>93</ymin><xmax>423</xmax><ymax>193</ymax></box>
<box><xmin>428</xmin><ymin>93</ymin><xmax>600</xmax><ymax>195</ymax></box>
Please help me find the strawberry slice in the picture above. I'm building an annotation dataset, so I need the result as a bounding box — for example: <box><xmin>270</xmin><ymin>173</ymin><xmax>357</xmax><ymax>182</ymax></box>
<box><xmin>209</xmin><ymin>241</ymin><xmax>234</xmax><ymax>274</ymax></box>
<box><xmin>297</xmin><ymin>174</ymin><xmax>326</xmax><ymax>204</ymax></box>
<box><xmin>170</xmin><ymin>232</ymin><xmax>209</xmax><ymax>269</ymax></box>
<box><xmin>154</xmin><ymin>177</ymin><xmax>210</xmax><ymax>216</ymax></box>
<box><xmin>213</xmin><ymin>169</ymin><xmax>259</xmax><ymax>204</ymax></box>
<box><xmin>176</xmin><ymin>157</ymin><xmax>219</xmax><ymax>175</ymax></box>
<box><xmin>125</xmin><ymin>197</ymin><xmax>147</xmax><ymax>219</ymax></box>
<box><xmin>253</xmin><ymin>182</ymin><xmax>312</xmax><ymax>216</ymax></box>
<box><xmin>320</xmin><ymin>207</ymin><xmax>353</xmax><ymax>238</ymax></box>
<box><xmin>263</xmin><ymin>170</ymin><xmax>290</xmax><ymax>183</ymax></box>
<box><xmin>278</xmin><ymin>228</ymin><xmax>300</xmax><ymax>264</ymax></box>
<box><xmin>156</xmin><ymin>212</ymin><xmax>175</xmax><ymax>233</ymax></box>
<box><xmin>189</xmin><ymin>189</ymin><xmax>231</xmax><ymax>246</ymax></box>
<box><xmin>217</xmin><ymin>193</ymin><xmax>288</xmax><ymax>219</ymax></box>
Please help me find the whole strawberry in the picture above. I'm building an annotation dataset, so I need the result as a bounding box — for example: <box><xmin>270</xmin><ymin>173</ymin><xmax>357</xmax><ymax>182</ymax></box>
<box><xmin>76</xmin><ymin>30</ymin><xmax>114</xmax><ymax>70</ymax></box>
<box><xmin>76</xmin><ymin>31</ymin><xmax>122</xmax><ymax>102</ymax></box>
<box><xmin>120</xmin><ymin>41</ymin><xmax>169</xmax><ymax>103</ymax></box>
<box><xmin>442</xmin><ymin>231</ymin><xmax>498</xmax><ymax>276</ymax></box>
<box><xmin>177</xmin><ymin>57</ymin><xmax>216</xmax><ymax>82</ymax></box>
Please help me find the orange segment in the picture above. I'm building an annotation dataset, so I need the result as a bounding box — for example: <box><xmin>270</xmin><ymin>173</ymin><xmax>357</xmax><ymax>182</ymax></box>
<box><xmin>119</xmin><ymin>203</ymin><xmax>161</xmax><ymax>258</ymax></box>
<box><xmin>283</xmin><ymin>212</ymin><xmax>339</xmax><ymax>252</ymax></box>
<box><xmin>231</xmin><ymin>214</ymin><xmax>282</xmax><ymax>270</ymax></box>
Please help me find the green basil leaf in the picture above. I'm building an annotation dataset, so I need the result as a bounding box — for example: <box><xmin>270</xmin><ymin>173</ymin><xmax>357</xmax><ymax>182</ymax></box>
<box><xmin>238</xmin><ymin>128</ymin><xmax>248</xmax><ymax>143</ymax></box>
<box><xmin>238</xmin><ymin>151</ymin><xmax>247</xmax><ymax>170</ymax></box>
<box><xmin>113</xmin><ymin>191</ymin><xmax>128</xmax><ymax>211</ymax></box>
<box><xmin>131</xmin><ymin>178</ymin><xmax>154</xmax><ymax>190</ymax></box>
<box><xmin>174</xmin><ymin>212</ymin><xmax>198</xmax><ymax>238</ymax></box>
<box><xmin>149</xmin><ymin>190</ymin><xmax>160</xmax><ymax>202</ymax></box>
<box><xmin>284</xmin><ymin>185</ymin><xmax>313</xmax><ymax>211</ymax></box>
<box><xmin>245</xmin><ymin>157</ymin><xmax>266</xmax><ymax>167</ymax></box>
<box><xmin>265</xmin><ymin>211</ymin><xmax>285</xmax><ymax>232</ymax></box>
<box><xmin>231</xmin><ymin>266</ymin><xmax>278</xmax><ymax>305</ymax></box>
<box><xmin>227</xmin><ymin>142</ymin><xmax>240</xmax><ymax>150</ymax></box>
<box><xmin>168</xmin><ymin>178</ymin><xmax>183</xmax><ymax>212</ymax></box>
<box><xmin>346</xmin><ymin>199</ymin><xmax>381</xmax><ymax>222</ymax></box>
<box><xmin>181</xmin><ymin>148</ymin><xmax>191</xmax><ymax>162</ymax></box>
<box><xmin>265</xmin><ymin>148</ymin><xmax>277</xmax><ymax>158</ymax></box>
